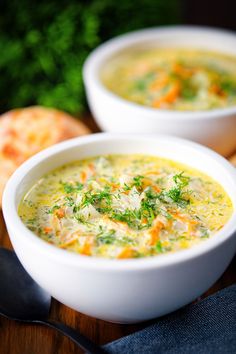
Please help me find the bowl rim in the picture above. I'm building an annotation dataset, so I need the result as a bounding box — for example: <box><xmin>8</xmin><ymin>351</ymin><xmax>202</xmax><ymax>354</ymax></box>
<box><xmin>83</xmin><ymin>25</ymin><xmax>236</xmax><ymax>120</ymax></box>
<box><xmin>3</xmin><ymin>133</ymin><xmax>236</xmax><ymax>271</ymax></box>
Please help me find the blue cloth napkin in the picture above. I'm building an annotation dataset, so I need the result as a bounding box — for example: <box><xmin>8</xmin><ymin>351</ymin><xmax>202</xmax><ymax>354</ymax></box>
<box><xmin>104</xmin><ymin>284</ymin><xmax>236</xmax><ymax>354</ymax></box>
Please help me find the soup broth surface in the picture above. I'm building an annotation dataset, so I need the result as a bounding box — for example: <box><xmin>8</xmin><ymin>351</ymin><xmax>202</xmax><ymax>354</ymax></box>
<box><xmin>101</xmin><ymin>48</ymin><xmax>236</xmax><ymax>111</ymax></box>
<box><xmin>18</xmin><ymin>154</ymin><xmax>233</xmax><ymax>259</ymax></box>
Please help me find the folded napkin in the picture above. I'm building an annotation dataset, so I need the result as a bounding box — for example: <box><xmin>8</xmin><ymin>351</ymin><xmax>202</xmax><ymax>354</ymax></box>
<box><xmin>104</xmin><ymin>284</ymin><xmax>236</xmax><ymax>354</ymax></box>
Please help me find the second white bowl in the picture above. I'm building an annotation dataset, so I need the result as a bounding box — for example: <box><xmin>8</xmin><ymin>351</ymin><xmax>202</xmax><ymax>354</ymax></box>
<box><xmin>83</xmin><ymin>26</ymin><xmax>236</xmax><ymax>156</ymax></box>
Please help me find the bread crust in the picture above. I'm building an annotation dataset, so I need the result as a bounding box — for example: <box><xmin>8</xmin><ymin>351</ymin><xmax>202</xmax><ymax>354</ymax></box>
<box><xmin>0</xmin><ymin>106</ymin><xmax>90</xmax><ymax>206</ymax></box>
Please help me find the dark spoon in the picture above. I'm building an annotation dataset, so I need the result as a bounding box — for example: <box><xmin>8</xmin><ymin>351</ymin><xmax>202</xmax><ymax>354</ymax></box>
<box><xmin>0</xmin><ymin>247</ymin><xmax>105</xmax><ymax>354</ymax></box>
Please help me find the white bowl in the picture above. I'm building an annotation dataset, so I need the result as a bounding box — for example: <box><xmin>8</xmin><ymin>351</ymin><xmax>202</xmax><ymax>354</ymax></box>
<box><xmin>3</xmin><ymin>133</ymin><xmax>236</xmax><ymax>323</ymax></box>
<box><xmin>83</xmin><ymin>26</ymin><xmax>236</xmax><ymax>156</ymax></box>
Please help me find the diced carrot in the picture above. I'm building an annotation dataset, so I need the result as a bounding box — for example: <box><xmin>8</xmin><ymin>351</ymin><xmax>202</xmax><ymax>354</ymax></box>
<box><xmin>142</xmin><ymin>217</ymin><xmax>148</xmax><ymax>224</ymax></box>
<box><xmin>80</xmin><ymin>241</ymin><xmax>92</xmax><ymax>256</ymax></box>
<box><xmin>55</xmin><ymin>208</ymin><xmax>65</xmax><ymax>219</ymax></box>
<box><xmin>59</xmin><ymin>231</ymin><xmax>80</xmax><ymax>248</ymax></box>
<box><xmin>209</xmin><ymin>84</ymin><xmax>226</xmax><ymax>97</ymax></box>
<box><xmin>142</xmin><ymin>177</ymin><xmax>150</xmax><ymax>187</ymax></box>
<box><xmin>142</xmin><ymin>177</ymin><xmax>161</xmax><ymax>193</ymax></box>
<box><xmin>89</xmin><ymin>163</ymin><xmax>95</xmax><ymax>173</ymax></box>
<box><xmin>123</xmin><ymin>189</ymin><xmax>130</xmax><ymax>195</ymax></box>
<box><xmin>173</xmin><ymin>212</ymin><xmax>197</xmax><ymax>225</ymax></box>
<box><xmin>80</xmin><ymin>171</ymin><xmax>87</xmax><ymax>183</ymax></box>
<box><xmin>152</xmin><ymin>82</ymin><xmax>180</xmax><ymax>108</ymax></box>
<box><xmin>173</xmin><ymin>63</ymin><xmax>194</xmax><ymax>78</ymax></box>
<box><xmin>59</xmin><ymin>238</ymin><xmax>77</xmax><ymax>248</ymax></box>
<box><xmin>148</xmin><ymin>221</ymin><xmax>164</xmax><ymax>246</ymax></box>
<box><xmin>81</xmin><ymin>164</ymin><xmax>95</xmax><ymax>183</ymax></box>
<box><xmin>118</xmin><ymin>247</ymin><xmax>136</xmax><ymax>259</ymax></box>
<box><xmin>43</xmin><ymin>227</ymin><xmax>53</xmax><ymax>234</ymax></box>
<box><xmin>78</xmin><ymin>235</ymin><xmax>94</xmax><ymax>256</ymax></box>
<box><xmin>187</xmin><ymin>220</ymin><xmax>198</xmax><ymax>234</ymax></box>
<box><xmin>110</xmin><ymin>182</ymin><xmax>120</xmax><ymax>191</ymax></box>
<box><xmin>152</xmin><ymin>185</ymin><xmax>161</xmax><ymax>193</ymax></box>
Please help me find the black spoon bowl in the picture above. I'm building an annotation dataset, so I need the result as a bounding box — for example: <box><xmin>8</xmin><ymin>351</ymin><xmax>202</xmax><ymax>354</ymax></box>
<box><xmin>0</xmin><ymin>247</ymin><xmax>105</xmax><ymax>354</ymax></box>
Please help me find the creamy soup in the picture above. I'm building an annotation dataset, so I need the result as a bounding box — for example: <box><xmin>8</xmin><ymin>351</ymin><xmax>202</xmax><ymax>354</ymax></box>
<box><xmin>101</xmin><ymin>48</ymin><xmax>236</xmax><ymax>111</ymax></box>
<box><xmin>18</xmin><ymin>155</ymin><xmax>233</xmax><ymax>259</ymax></box>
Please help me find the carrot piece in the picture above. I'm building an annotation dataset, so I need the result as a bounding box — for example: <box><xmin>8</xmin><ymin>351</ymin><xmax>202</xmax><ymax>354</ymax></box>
<box><xmin>123</xmin><ymin>189</ymin><xmax>130</xmax><ymax>195</ymax></box>
<box><xmin>142</xmin><ymin>217</ymin><xmax>148</xmax><ymax>225</ymax></box>
<box><xmin>81</xmin><ymin>163</ymin><xmax>95</xmax><ymax>183</ymax></box>
<box><xmin>118</xmin><ymin>247</ymin><xmax>136</xmax><ymax>259</ymax></box>
<box><xmin>80</xmin><ymin>241</ymin><xmax>92</xmax><ymax>256</ymax></box>
<box><xmin>59</xmin><ymin>238</ymin><xmax>77</xmax><ymax>248</ymax></box>
<box><xmin>152</xmin><ymin>82</ymin><xmax>180</xmax><ymax>108</ymax></box>
<box><xmin>148</xmin><ymin>221</ymin><xmax>164</xmax><ymax>246</ymax></box>
<box><xmin>142</xmin><ymin>177</ymin><xmax>161</xmax><ymax>193</ymax></box>
<box><xmin>152</xmin><ymin>185</ymin><xmax>161</xmax><ymax>193</ymax></box>
<box><xmin>209</xmin><ymin>84</ymin><xmax>226</xmax><ymax>97</ymax></box>
<box><xmin>89</xmin><ymin>163</ymin><xmax>95</xmax><ymax>173</ymax></box>
<box><xmin>59</xmin><ymin>231</ymin><xmax>79</xmax><ymax>248</ymax></box>
<box><xmin>79</xmin><ymin>236</ymin><xmax>94</xmax><ymax>256</ymax></box>
<box><xmin>186</xmin><ymin>219</ymin><xmax>198</xmax><ymax>234</ymax></box>
<box><xmin>43</xmin><ymin>227</ymin><xmax>53</xmax><ymax>234</ymax></box>
<box><xmin>172</xmin><ymin>63</ymin><xmax>194</xmax><ymax>78</ymax></box>
<box><xmin>110</xmin><ymin>182</ymin><xmax>120</xmax><ymax>191</ymax></box>
<box><xmin>172</xmin><ymin>212</ymin><xmax>197</xmax><ymax>225</ymax></box>
<box><xmin>80</xmin><ymin>171</ymin><xmax>87</xmax><ymax>183</ymax></box>
<box><xmin>55</xmin><ymin>208</ymin><xmax>65</xmax><ymax>219</ymax></box>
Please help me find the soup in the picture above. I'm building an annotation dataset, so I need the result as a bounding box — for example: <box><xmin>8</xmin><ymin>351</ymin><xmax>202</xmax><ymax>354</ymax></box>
<box><xmin>18</xmin><ymin>154</ymin><xmax>233</xmax><ymax>259</ymax></box>
<box><xmin>101</xmin><ymin>48</ymin><xmax>236</xmax><ymax>111</ymax></box>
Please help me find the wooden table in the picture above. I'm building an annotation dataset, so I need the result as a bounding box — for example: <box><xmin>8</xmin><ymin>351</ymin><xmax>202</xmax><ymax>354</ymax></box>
<box><xmin>1</xmin><ymin>118</ymin><xmax>236</xmax><ymax>354</ymax></box>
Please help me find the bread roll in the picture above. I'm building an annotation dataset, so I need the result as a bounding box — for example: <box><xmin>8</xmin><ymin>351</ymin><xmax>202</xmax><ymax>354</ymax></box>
<box><xmin>0</xmin><ymin>106</ymin><xmax>90</xmax><ymax>206</ymax></box>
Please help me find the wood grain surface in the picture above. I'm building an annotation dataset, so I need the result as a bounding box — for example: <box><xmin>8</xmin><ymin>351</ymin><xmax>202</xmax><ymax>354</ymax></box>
<box><xmin>0</xmin><ymin>118</ymin><xmax>236</xmax><ymax>353</ymax></box>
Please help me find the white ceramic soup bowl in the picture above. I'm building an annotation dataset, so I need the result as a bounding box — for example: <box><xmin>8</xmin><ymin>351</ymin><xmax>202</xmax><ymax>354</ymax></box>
<box><xmin>3</xmin><ymin>133</ymin><xmax>236</xmax><ymax>324</ymax></box>
<box><xmin>83</xmin><ymin>26</ymin><xmax>236</xmax><ymax>156</ymax></box>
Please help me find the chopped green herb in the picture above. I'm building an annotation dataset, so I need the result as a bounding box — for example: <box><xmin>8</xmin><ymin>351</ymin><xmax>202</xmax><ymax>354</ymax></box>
<box><xmin>97</xmin><ymin>229</ymin><xmax>116</xmax><ymax>245</ymax></box>
<box><xmin>81</xmin><ymin>186</ymin><xmax>112</xmax><ymax>208</ymax></box>
<box><xmin>123</xmin><ymin>183</ymin><xmax>131</xmax><ymax>191</ymax></box>
<box><xmin>132</xmin><ymin>175</ymin><xmax>145</xmax><ymax>188</ymax></box>
<box><xmin>173</xmin><ymin>171</ymin><xmax>190</xmax><ymax>188</ymax></box>
<box><xmin>155</xmin><ymin>241</ymin><xmax>163</xmax><ymax>253</ymax></box>
<box><xmin>61</xmin><ymin>181</ymin><xmax>84</xmax><ymax>194</ymax></box>
<box><xmin>133</xmin><ymin>72</ymin><xmax>156</xmax><ymax>92</ymax></box>
<box><xmin>158</xmin><ymin>171</ymin><xmax>191</xmax><ymax>207</ymax></box>
<box><xmin>47</xmin><ymin>205</ymin><xmax>60</xmax><ymax>214</ymax></box>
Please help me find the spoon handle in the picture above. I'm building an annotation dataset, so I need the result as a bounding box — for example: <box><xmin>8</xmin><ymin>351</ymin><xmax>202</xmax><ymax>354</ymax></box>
<box><xmin>38</xmin><ymin>319</ymin><xmax>106</xmax><ymax>354</ymax></box>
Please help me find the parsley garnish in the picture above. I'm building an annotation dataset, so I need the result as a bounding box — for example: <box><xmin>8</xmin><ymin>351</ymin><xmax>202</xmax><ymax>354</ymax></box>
<box><xmin>155</xmin><ymin>241</ymin><xmax>163</xmax><ymax>253</ymax></box>
<box><xmin>81</xmin><ymin>186</ymin><xmax>112</xmax><ymax>208</ymax></box>
<box><xmin>64</xmin><ymin>196</ymin><xmax>75</xmax><ymax>207</ymax></box>
<box><xmin>46</xmin><ymin>205</ymin><xmax>60</xmax><ymax>214</ymax></box>
<box><xmin>61</xmin><ymin>181</ymin><xmax>84</xmax><ymax>194</ymax></box>
<box><xmin>97</xmin><ymin>228</ymin><xmax>116</xmax><ymax>245</ymax></box>
<box><xmin>111</xmin><ymin>209</ymin><xmax>141</xmax><ymax>229</ymax></box>
<box><xmin>173</xmin><ymin>171</ymin><xmax>190</xmax><ymax>188</ymax></box>
<box><xmin>132</xmin><ymin>175</ymin><xmax>145</xmax><ymax>188</ymax></box>
<box><xmin>160</xmin><ymin>172</ymin><xmax>191</xmax><ymax>207</ymax></box>
<box><xmin>110</xmin><ymin>191</ymin><xmax>158</xmax><ymax>230</ymax></box>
